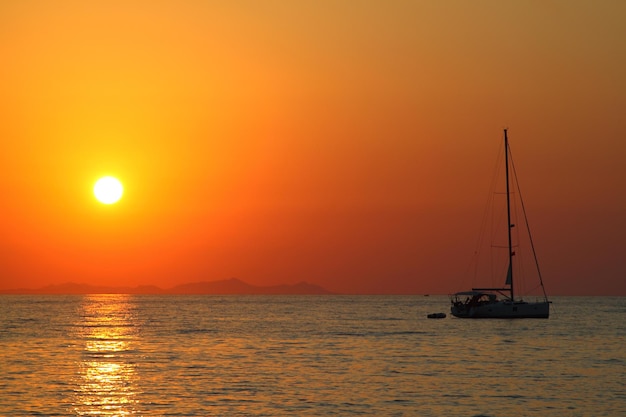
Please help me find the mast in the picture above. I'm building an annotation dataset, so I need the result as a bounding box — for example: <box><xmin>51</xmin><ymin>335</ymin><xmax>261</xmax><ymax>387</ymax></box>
<box><xmin>504</xmin><ymin>129</ymin><xmax>514</xmax><ymax>301</ymax></box>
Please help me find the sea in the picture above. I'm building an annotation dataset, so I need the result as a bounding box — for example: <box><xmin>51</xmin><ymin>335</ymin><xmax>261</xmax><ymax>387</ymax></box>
<box><xmin>1</xmin><ymin>295</ymin><xmax>624</xmax><ymax>416</ymax></box>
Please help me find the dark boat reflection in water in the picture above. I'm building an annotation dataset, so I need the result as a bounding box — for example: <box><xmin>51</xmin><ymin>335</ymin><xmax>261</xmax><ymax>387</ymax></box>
<box><xmin>72</xmin><ymin>295</ymin><xmax>140</xmax><ymax>416</ymax></box>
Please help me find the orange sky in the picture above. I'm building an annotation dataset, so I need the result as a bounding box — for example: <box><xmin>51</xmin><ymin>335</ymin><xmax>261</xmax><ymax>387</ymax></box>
<box><xmin>1</xmin><ymin>1</ymin><xmax>624</xmax><ymax>295</ymax></box>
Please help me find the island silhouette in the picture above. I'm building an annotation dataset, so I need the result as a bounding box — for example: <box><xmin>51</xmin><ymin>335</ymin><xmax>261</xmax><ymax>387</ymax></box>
<box><xmin>0</xmin><ymin>277</ymin><xmax>333</xmax><ymax>295</ymax></box>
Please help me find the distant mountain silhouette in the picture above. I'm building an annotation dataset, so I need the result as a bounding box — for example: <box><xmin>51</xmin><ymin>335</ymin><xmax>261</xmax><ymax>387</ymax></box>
<box><xmin>0</xmin><ymin>282</ymin><xmax>165</xmax><ymax>295</ymax></box>
<box><xmin>0</xmin><ymin>278</ymin><xmax>333</xmax><ymax>295</ymax></box>
<box><xmin>169</xmin><ymin>278</ymin><xmax>332</xmax><ymax>295</ymax></box>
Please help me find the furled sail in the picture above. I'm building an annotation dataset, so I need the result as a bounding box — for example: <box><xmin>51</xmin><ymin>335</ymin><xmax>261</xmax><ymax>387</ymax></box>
<box><xmin>505</xmin><ymin>263</ymin><xmax>512</xmax><ymax>286</ymax></box>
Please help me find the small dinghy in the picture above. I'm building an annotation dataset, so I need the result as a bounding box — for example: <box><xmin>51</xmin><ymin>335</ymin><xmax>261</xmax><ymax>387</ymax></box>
<box><xmin>427</xmin><ymin>312</ymin><xmax>446</xmax><ymax>319</ymax></box>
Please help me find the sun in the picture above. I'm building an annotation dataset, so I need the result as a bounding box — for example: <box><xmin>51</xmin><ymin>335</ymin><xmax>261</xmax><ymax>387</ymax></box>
<box><xmin>94</xmin><ymin>176</ymin><xmax>124</xmax><ymax>204</ymax></box>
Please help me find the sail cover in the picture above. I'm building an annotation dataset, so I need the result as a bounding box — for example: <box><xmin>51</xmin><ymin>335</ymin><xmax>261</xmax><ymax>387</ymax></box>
<box><xmin>505</xmin><ymin>263</ymin><xmax>512</xmax><ymax>286</ymax></box>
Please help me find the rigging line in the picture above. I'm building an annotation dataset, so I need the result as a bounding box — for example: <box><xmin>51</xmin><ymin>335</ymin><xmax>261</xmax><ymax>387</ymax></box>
<box><xmin>467</xmin><ymin>139</ymin><xmax>504</xmax><ymax>283</ymax></box>
<box><xmin>509</xmin><ymin>147</ymin><xmax>549</xmax><ymax>301</ymax></box>
<box><xmin>488</xmin><ymin>142</ymin><xmax>505</xmax><ymax>285</ymax></box>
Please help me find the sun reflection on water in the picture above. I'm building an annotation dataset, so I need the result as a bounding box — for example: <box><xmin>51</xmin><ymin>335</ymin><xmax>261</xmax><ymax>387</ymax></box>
<box><xmin>73</xmin><ymin>294</ymin><xmax>140</xmax><ymax>416</ymax></box>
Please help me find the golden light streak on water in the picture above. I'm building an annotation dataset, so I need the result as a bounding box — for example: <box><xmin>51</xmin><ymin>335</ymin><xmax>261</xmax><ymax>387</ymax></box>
<box><xmin>72</xmin><ymin>295</ymin><xmax>140</xmax><ymax>416</ymax></box>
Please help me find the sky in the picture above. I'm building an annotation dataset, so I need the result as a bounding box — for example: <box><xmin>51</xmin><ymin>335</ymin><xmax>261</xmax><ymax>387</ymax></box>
<box><xmin>0</xmin><ymin>1</ymin><xmax>624</xmax><ymax>295</ymax></box>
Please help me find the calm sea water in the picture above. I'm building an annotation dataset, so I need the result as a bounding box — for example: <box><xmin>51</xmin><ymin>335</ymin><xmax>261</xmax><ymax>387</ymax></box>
<box><xmin>0</xmin><ymin>295</ymin><xmax>624</xmax><ymax>416</ymax></box>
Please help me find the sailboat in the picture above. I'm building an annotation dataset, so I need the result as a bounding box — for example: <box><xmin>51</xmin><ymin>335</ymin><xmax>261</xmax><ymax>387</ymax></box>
<box><xmin>450</xmin><ymin>129</ymin><xmax>550</xmax><ymax>318</ymax></box>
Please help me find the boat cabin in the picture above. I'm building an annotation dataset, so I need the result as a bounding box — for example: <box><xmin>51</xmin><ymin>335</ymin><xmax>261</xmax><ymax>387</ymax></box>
<box><xmin>451</xmin><ymin>291</ymin><xmax>498</xmax><ymax>308</ymax></box>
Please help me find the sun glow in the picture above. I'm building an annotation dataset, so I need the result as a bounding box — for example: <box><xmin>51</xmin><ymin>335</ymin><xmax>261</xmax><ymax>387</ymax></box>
<box><xmin>94</xmin><ymin>176</ymin><xmax>124</xmax><ymax>204</ymax></box>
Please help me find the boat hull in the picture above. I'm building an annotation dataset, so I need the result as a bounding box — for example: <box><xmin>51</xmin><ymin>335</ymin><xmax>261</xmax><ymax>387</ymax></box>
<box><xmin>451</xmin><ymin>300</ymin><xmax>549</xmax><ymax>319</ymax></box>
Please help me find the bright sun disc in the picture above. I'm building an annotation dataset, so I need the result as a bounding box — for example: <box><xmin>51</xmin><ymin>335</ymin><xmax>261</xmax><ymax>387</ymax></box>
<box><xmin>94</xmin><ymin>176</ymin><xmax>124</xmax><ymax>204</ymax></box>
